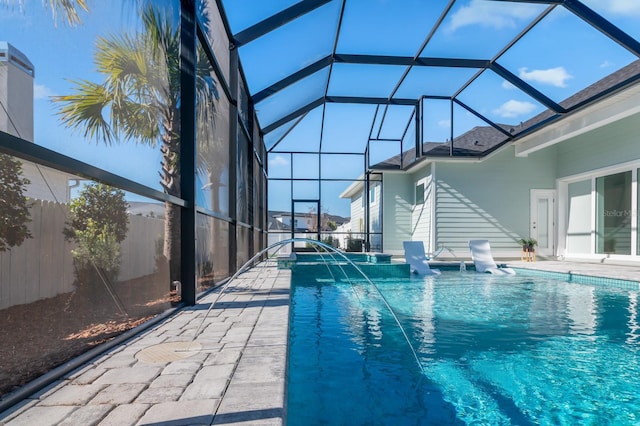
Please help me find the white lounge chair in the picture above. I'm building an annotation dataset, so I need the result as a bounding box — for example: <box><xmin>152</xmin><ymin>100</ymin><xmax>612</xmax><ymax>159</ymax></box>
<box><xmin>468</xmin><ymin>239</ymin><xmax>516</xmax><ymax>275</ymax></box>
<box><xmin>403</xmin><ymin>241</ymin><xmax>441</xmax><ymax>276</ymax></box>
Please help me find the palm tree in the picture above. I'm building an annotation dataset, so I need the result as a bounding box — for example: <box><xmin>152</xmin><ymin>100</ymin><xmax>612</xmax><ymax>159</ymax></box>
<box><xmin>1</xmin><ymin>0</ymin><xmax>89</xmax><ymax>26</ymax></box>
<box><xmin>53</xmin><ymin>3</ymin><xmax>220</xmax><ymax>283</ymax></box>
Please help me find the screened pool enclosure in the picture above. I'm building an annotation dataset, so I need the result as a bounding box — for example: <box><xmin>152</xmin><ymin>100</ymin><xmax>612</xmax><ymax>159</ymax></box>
<box><xmin>223</xmin><ymin>0</ymin><xmax>640</xmax><ymax>254</ymax></box>
<box><xmin>1</xmin><ymin>0</ymin><xmax>640</xmax><ymax>397</ymax></box>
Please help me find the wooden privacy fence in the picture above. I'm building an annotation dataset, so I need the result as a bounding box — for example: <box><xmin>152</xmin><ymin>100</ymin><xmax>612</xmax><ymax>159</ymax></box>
<box><xmin>0</xmin><ymin>200</ymin><xmax>164</xmax><ymax>310</ymax></box>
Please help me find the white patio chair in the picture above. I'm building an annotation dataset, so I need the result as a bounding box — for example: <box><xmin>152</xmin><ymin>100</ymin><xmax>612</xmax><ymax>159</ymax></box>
<box><xmin>468</xmin><ymin>239</ymin><xmax>516</xmax><ymax>275</ymax></box>
<box><xmin>403</xmin><ymin>241</ymin><xmax>441</xmax><ymax>276</ymax></box>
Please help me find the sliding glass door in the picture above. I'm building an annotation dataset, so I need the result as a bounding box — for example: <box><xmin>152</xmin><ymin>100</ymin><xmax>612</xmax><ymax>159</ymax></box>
<box><xmin>595</xmin><ymin>171</ymin><xmax>632</xmax><ymax>255</ymax></box>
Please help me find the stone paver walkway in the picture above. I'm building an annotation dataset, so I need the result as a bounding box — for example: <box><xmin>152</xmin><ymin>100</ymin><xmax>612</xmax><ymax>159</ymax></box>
<box><xmin>1</xmin><ymin>258</ymin><xmax>639</xmax><ymax>425</ymax></box>
<box><xmin>1</xmin><ymin>264</ymin><xmax>290</xmax><ymax>426</ymax></box>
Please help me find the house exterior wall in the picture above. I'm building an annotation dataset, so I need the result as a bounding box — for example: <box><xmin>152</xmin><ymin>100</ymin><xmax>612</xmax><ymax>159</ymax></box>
<box><xmin>434</xmin><ymin>146</ymin><xmax>557</xmax><ymax>257</ymax></box>
<box><xmin>554</xmin><ymin>111</ymin><xmax>640</xmax><ymax>259</ymax></box>
<box><xmin>349</xmin><ymin>192</ymin><xmax>364</xmax><ymax>236</ymax></box>
<box><xmin>21</xmin><ymin>161</ymin><xmax>72</xmax><ymax>203</ymax></box>
<box><xmin>353</xmin><ymin>96</ymin><xmax>640</xmax><ymax>261</ymax></box>
<box><xmin>410</xmin><ymin>164</ymin><xmax>434</xmax><ymax>252</ymax></box>
<box><xmin>556</xmin><ymin>114</ymin><xmax>640</xmax><ymax>180</ymax></box>
<box><xmin>382</xmin><ymin>173</ymin><xmax>412</xmax><ymax>254</ymax></box>
<box><xmin>368</xmin><ymin>181</ymin><xmax>382</xmax><ymax>250</ymax></box>
<box><xmin>374</xmin><ymin>94</ymin><xmax>640</xmax><ymax>262</ymax></box>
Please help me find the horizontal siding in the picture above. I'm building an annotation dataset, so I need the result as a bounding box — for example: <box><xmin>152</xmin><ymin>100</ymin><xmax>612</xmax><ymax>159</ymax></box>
<box><xmin>350</xmin><ymin>194</ymin><xmax>363</xmax><ymax>234</ymax></box>
<box><xmin>557</xmin><ymin>113</ymin><xmax>640</xmax><ymax>178</ymax></box>
<box><xmin>382</xmin><ymin>174</ymin><xmax>412</xmax><ymax>253</ymax></box>
<box><xmin>435</xmin><ymin>147</ymin><xmax>556</xmax><ymax>254</ymax></box>
<box><xmin>410</xmin><ymin>166</ymin><xmax>433</xmax><ymax>251</ymax></box>
<box><xmin>412</xmin><ymin>177</ymin><xmax>432</xmax><ymax>247</ymax></box>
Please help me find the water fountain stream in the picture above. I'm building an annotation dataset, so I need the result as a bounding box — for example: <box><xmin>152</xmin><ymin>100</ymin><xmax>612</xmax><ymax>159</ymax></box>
<box><xmin>191</xmin><ymin>238</ymin><xmax>424</xmax><ymax>374</ymax></box>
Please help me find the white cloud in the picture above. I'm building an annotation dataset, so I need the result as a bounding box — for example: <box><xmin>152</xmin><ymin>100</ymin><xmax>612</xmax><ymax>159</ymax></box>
<box><xmin>600</xmin><ymin>60</ymin><xmax>613</xmax><ymax>68</ymax></box>
<box><xmin>493</xmin><ymin>100</ymin><xmax>537</xmax><ymax>118</ymax></box>
<box><xmin>437</xmin><ymin>119</ymin><xmax>451</xmax><ymax>128</ymax></box>
<box><xmin>34</xmin><ymin>83</ymin><xmax>56</xmax><ymax>100</ymax></box>
<box><xmin>583</xmin><ymin>0</ymin><xmax>640</xmax><ymax>16</ymax></box>
<box><xmin>518</xmin><ymin>66</ymin><xmax>572</xmax><ymax>88</ymax></box>
<box><xmin>268</xmin><ymin>155</ymin><xmax>289</xmax><ymax>167</ymax></box>
<box><xmin>448</xmin><ymin>0</ymin><xmax>540</xmax><ymax>31</ymax></box>
<box><xmin>502</xmin><ymin>80</ymin><xmax>516</xmax><ymax>90</ymax></box>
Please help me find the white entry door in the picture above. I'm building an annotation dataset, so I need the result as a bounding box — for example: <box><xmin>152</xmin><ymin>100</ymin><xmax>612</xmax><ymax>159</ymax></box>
<box><xmin>530</xmin><ymin>190</ymin><xmax>555</xmax><ymax>257</ymax></box>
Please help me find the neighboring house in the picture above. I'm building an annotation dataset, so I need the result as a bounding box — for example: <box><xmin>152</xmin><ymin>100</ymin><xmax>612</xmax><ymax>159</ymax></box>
<box><xmin>1</xmin><ymin>41</ymin><xmax>73</xmax><ymax>203</ymax></box>
<box><xmin>271</xmin><ymin>211</ymin><xmax>315</xmax><ymax>232</ymax></box>
<box><xmin>334</xmin><ymin>221</ymin><xmax>351</xmax><ymax>250</ymax></box>
<box><xmin>268</xmin><ymin>210</ymin><xmax>349</xmax><ymax>233</ymax></box>
<box><xmin>127</xmin><ymin>201</ymin><xmax>166</xmax><ymax>218</ymax></box>
<box><xmin>343</xmin><ymin>60</ymin><xmax>640</xmax><ymax>263</ymax></box>
<box><xmin>267</xmin><ymin>216</ymin><xmax>290</xmax><ymax>232</ymax></box>
<box><xmin>267</xmin><ymin>210</ymin><xmax>350</xmax><ymax>250</ymax></box>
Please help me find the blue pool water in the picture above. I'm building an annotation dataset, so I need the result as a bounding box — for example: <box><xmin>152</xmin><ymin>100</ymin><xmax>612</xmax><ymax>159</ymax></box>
<box><xmin>287</xmin><ymin>271</ymin><xmax>640</xmax><ymax>425</ymax></box>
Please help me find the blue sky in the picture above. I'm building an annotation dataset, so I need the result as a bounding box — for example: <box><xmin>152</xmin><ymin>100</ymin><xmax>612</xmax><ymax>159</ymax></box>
<box><xmin>2</xmin><ymin>0</ymin><xmax>640</xmax><ymax>217</ymax></box>
<box><xmin>1</xmin><ymin>1</ymin><xmax>176</xmax><ymax>196</ymax></box>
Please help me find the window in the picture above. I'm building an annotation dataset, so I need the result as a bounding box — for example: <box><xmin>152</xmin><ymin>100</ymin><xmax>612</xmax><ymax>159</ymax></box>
<box><xmin>370</xmin><ymin>187</ymin><xmax>376</xmax><ymax>204</ymax></box>
<box><xmin>596</xmin><ymin>171</ymin><xmax>631</xmax><ymax>255</ymax></box>
<box><xmin>415</xmin><ymin>182</ymin><xmax>425</xmax><ymax>205</ymax></box>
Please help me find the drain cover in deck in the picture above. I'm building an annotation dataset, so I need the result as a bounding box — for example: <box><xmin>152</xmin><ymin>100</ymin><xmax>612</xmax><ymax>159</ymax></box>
<box><xmin>136</xmin><ymin>341</ymin><xmax>202</xmax><ymax>363</ymax></box>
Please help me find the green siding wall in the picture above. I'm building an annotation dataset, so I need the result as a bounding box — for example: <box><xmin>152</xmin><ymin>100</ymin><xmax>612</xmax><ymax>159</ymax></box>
<box><xmin>435</xmin><ymin>146</ymin><xmax>556</xmax><ymax>253</ymax></box>
<box><xmin>382</xmin><ymin>173</ymin><xmax>412</xmax><ymax>253</ymax></box>
<box><xmin>350</xmin><ymin>193</ymin><xmax>364</xmax><ymax>235</ymax></box>
<box><xmin>410</xmin><ymin>165</ymin><xmax>434</xmax><ymax>250</ymax></box>
<box><xmin>557</xmin><ymin>114</ymin><xmax>640</xmax><ymax>178</ymax></box>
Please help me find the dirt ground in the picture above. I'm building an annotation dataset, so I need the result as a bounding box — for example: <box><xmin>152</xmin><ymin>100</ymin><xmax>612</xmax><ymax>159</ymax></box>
<box><xmin>0</xmin><ymin>278</ymin><xmax>179</xmax><ymax>398</ymax></box>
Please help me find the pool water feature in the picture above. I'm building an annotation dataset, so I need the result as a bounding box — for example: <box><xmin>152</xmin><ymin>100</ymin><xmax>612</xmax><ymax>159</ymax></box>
<box><xmin>293</xmin><ymin>252</ymin><xmax>394</xmax><ymax>264</ymax></box>
<box><xmin>287</xmin><ymin>270</ymin><xmax>640</xmax><ymax>425</ymax></box>
<box><xmin>278</xmin><ymin>251</ymin><xmax>409</xmax><ymax>280</ymax></box>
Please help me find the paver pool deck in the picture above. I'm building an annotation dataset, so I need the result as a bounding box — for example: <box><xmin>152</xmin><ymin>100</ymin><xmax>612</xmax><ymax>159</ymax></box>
<box><xmin>1</xmin><ymin>264</ymin><xmax>291</xmax><ymax>425</ymax></box>
<box><xmin>1</xmin><ymin>259</ymin><xmax>639</xmax><ymax>425</ymax></box>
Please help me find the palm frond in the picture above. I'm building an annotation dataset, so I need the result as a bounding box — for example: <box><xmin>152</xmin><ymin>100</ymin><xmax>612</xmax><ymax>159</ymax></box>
<box><xmin>52</xmin><ymin>79</ymin><xmax>116</xmax><ymax>143</ymax></box>
<box><xmin>94</xmin><ymin>35</ymin><xmax>146</xmax><ymax>81</ymax></box>
<box><xmin>46</xmin><ymin>0</ymin><xmax>88</xmax><ymax>25</ymax></box>
<box><xmin>113</xmin><ymin>99</ymin><xmax>162</xmax><ymax>144</ymax></box>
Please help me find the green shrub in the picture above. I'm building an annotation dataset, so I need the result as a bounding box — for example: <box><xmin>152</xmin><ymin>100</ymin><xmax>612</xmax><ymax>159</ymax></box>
<box><xmin>71</xmin><ymin>219</ymin><xmax>121</xmax><ymax>282</ymax></box>
<box><xmin>346</xmin><ymin>238</ymin><xmax>363</xmax><ymax>252</ymax></box>
<box><xmin>65</xmin><ymin>183</ymin><xmax>129</xmax><ymax>284</ymax></box>
<box><xmin>0</xmin><ymin>154</ymin><xmax>32</xmax><ymax>252</ymax></box>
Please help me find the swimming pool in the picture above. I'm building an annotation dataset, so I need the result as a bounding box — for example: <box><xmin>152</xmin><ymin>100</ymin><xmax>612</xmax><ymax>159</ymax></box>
<box><xmin>287</xmin><ymin>270</ymin><xmax>640</xmax><ymax>425</ymax></box>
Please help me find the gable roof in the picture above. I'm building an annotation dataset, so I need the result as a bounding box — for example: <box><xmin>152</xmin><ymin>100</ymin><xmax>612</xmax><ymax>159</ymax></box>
<box><xmin>372</xmin><ymin>59</ymin><xmax>640</xmax><ymax>171</ymax></box>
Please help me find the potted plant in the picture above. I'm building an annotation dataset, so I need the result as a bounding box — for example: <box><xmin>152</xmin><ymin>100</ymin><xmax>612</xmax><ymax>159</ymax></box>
<box><xmin>518</xmin><ymin>238</ymin><xmax>537</xmax><ymax>252</ymax></box>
